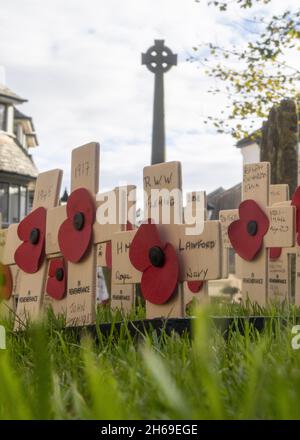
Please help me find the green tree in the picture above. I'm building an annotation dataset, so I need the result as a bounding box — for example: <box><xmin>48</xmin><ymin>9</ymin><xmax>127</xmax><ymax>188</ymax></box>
<box><xmin>191</xmin><ymin>0</ymin><xmax>300</xmax><ymax>139</ymax></box>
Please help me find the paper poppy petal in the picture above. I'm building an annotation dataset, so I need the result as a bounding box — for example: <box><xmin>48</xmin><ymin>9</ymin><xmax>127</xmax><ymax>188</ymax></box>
<box><xmin>228</xmin><ymin>200</ymin><xmax>269</xmax><ymax>261</ymax></box>
<box><xmin>129</xmin><ymin>222</ymin><xmax>162</xmax><ymax>272</ymax></box>
<box><xmin>291</xmin><ymin>186</ymin><xmax>300</xmax><ymax>233</ymax></box>
<box><xmin>187</xmin><ymin>280</ymin><xmax>204</xmax><ymax>293</ymax></box>
<box><xmin>46</xmin><ymin>277</ymin><xmax>66</xmax><ymax>301</ymax></box>
<box><xmin>140</xmin><ymin>243</ymin><xmax>179</xmax><ymax>304</ymax></box>
<box><xmin>58</xmin><ymin>187</ymin><xmax>95</xmax><ymax>263</ymax></box>
<box><xmin>48</xmin><ymin>258</ymin><xmax>63</xmax><ymax>277</ymax></box>
<box><xmin>58</xmin><ymin>220</ymin><xmax>92</xmax><ymax>263</ymax></box>
<box><xmin>269</xmin><ymin>247</ymin><xmax>282</xmax><ymax>260</ymax></box>
<box><xmin>105</xmin><ymin>241</ymin><xmax>112</xmax><ymax>269</ymax></box>
<box><xmin>239</xmin><ymin>200</ymin><xmax>269</xmax><ymax>235</ymax></box>
<box><xmin>15</xmin><ymin>242</ymin><xmax>45</xmax><ymax>273</ymax></box>
<box><xmin>229</xmin><ymin>220</ymin><xmax>262</xmax><ymax>261</ymax></box>
<box><xmin>17</xmin><ymin>206</ymin><xmax>46</xmax><ymax>241</ymax></box>
<box><xmin>126</xmin><ymin>221</ymin><xmax>133</xmax><ymax>231</ymax></box>
<box><xmin>46</xmin><ymin>258</ymin><xmax>66</xmax><ymax>300</ymax></box>
<box><xmin>14</xmin><ymin>207</ymin><xmax>46</xmax><ymax>273</ymax></box>
<box><xmin>0</xmin><ymin>264</ymin><xmax>13</xmax><ymax>301</ymax></box>
<box><xmin>66</xmin><ymin>188</ymin><xmax>95</xmax><ymax>225</ymax></box>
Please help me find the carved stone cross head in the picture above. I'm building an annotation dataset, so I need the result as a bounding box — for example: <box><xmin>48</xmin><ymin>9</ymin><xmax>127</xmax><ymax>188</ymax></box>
<box><xmin>142</xmin><ymin>40</ymin><xmax>177</xmax><ymax>74</ymax></box>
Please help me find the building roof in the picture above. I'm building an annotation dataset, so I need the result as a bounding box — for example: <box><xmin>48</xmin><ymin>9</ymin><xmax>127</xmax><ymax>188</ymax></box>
<box><xmin>207</xmin><ymin>183</ymin><xmax>242</xmax><ymax>220</ymax></box>
<box><xmin>60</xmin><ymin>188</ymin><xmax>69</xmax><ymax>203</ymax></box>
<box><xmin>14</xmin><ymin>107</ymin><xmax>38</xmax><ymax>147</ymax></box>
<box><xmin>14</xmin><ymin>107</ymin><xmax>34</xmax><ymax>125</ymax></box>
<box><xmin>236</xmin><ymin>129</ymin><xmax>262</xmax><ymax>149</ymax></box>
<box><xmin>0</xmin><ymin>83</ymin><xmax>27</xmax><ymax>104</ymax></box>
<box><xmin>207</xmin><ymin>186</ymin><xmax>225</xmax><ymax>198</ymax></box>
<box><xmin>0</xmin><ymin>132</ymin><xmax>38</xmax><ymax>179</ymax></box>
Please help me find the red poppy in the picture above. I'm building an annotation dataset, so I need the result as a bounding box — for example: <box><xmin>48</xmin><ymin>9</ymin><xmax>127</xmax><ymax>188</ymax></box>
<box><xmin>269</xmin><ymin>247</ymin><xmax>282</xmax><ymax>260</ymax></box>
<box><xmin>187</xmin><ymin>280</ymin><xmax>204</xmax><ymax>293</ymax></box>
<box><xmin>0</xmin><ymin>263</ymin><xmax>13</xmax><ymax>300</ymax></box>
<box><xmin>58</xmin><ymin>188</ymin><xmax>95</xmax><ymax>263</ymax></box>
<box><xmin>14</xmin><ymin>207</ymin><xmax>46</xmax><ymax>273</ymax></box>
<box><xmin>291</xmin><ymin>186</ymin><xmax>300</xmax><ymax>245</ymax></box>
<box><xmin>129</xmin><ymin>221</ymin><xmax>179</xmax><ymax>305</ymax></box>
<box><xmin>46</xmin><ymin>257</ymin><xmax>66</xmax><ymax>300</ymax></box>
<box><xmin>126</xmin><ymin>220</ymin><xmax>134</xmax><ymax>230</ymax></box>
<box><xmin>105</xmin><ymin>241</ymin><xmax>112</xmax><ymax>269</ymax></box>
<box><xmin>228</xmin><ymin>199</ymin><xmax>269</xmax><ymax>261</ymax></box>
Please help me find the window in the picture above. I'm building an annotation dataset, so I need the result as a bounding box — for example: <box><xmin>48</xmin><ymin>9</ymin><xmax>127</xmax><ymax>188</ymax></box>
<box><xmin>0</xmin><ymin>104</ymin><xmax>6</xmax><ymax>130</ymax></box>
<box><xmin>28</xmin><ymin>190</ymin><xmax>34</xmax><ymax>212</ymax></box>
<box><xmin>0</xmin><ymin>183</ymin><xmax>8</xmax><ymax>224</ymax></box>
<box><xmin>9</xmin><ymin>185</ymin><xmax>20</xmax><ymax>224</ymax></box>
<box><xmin>15</xmin><ymin>123</ymin><xmax>24</xmax><ymax>147</ymax></box>
<box><xmin>0</xmin><ymin>183</ymin><xmax>29</xmax><ymax>226</ymax></box>
<box><xmin>20</xmin><ymin>186</ymin><xmax>27</xmax><ymax>220</ymax></box>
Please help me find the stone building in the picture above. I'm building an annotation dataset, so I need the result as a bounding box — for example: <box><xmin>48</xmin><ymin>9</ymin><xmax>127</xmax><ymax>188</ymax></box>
<box><xmin>235</xmin><ymin>130</ymin><xmax>261</xmax><ymax>165</ymax></box>
<box><xmin>207</xmin><ymin>99</ymin><xmax>299</xmax><ymax>275</ymax></box>
<box><xmin>207</xmin><ymin>134</ymin><xmax>260</xmax><ymax>221</ymax></box>
<box><xmin>207</xmin><ymin>135</ymin><xmax>258</xmax><ymax>273</ymax></box>
<box><xmin>208</xmin><ymin>98</ymin><xmax>299</xmax><ymax>220</ymax></box>
<box><xmin>207</xmin><ymin>130</ymin><xmax>263</xmax><ymax>220</ymax></box>
<box><xmin>0</xmin><ymin>83</ymin><xmax>38</xmax><ymax>227</ymax></box>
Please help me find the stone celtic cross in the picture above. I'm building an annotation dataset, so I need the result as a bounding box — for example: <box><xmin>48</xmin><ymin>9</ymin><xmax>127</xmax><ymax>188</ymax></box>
<box><xmin>142</xmin><ymin>40</ymin><xmax>177</xmax><ymax>165</ymax></box>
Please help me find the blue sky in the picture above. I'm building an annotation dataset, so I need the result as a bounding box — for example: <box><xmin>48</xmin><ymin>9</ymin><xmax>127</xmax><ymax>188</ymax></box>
<box><xmin>0</xmin><ymin>0</ymin><xmax>298</xmax><ymax>205</ymax></box>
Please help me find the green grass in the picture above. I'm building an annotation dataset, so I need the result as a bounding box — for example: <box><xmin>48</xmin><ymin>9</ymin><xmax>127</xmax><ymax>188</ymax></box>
<box><xmin>1</xmin><ymin>303</ymin><xmax>300</xmax><ymax>420</ymax></box>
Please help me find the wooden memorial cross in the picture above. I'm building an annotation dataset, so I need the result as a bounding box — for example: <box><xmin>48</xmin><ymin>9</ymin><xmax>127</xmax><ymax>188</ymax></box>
<box><xmin>270</xmin><ymin>184</ymin><xmax>290</xmax><ymax>206</ymax></box>
<box><xmin>112</xmin><ymin>161</ymin><xmax>184</xmax><ymax>319</ymax></box>
<box><xmin>94</xmin><ymin>185</ymin><xmax>137</xmax><ymax>314</ymax></box>
<box><xmin>142</xmin><ymin>161</ymin><xmax>184</xmax><ymax>318</ymax></box>
<box><xmin>0</xmin><ymin>216</ymin><xmax>16</xmax><ymax>317</ymax></box>
<box><xmin>296</xmin><ymin>253</ymin><xmax>300</xmax><ymax>305</ymax></box>
<box><xmin>2</xmin><ymin>169</ymin><xmax>62</xmax><ymax>330</ymax></box>
<box><xmin>45</xmin><ymin>142</ymin><xmax>137</xmax><ymax>322</ymax></box>
<box><xmin>112</xmin><ymin>161</ymin><xmax>222</xmax><ymax>319</ymax></box>
<box><xmin>267</xmin><ymin>157</ymin><xmax>300</xmax><ymax>306</ymax></box>
<box><xmin>278</xmin><ymin>156</ymin><xmax>300</xmax><ymax>306</ymax></box>
<box><xmin>43</xmin><ymin>202</ymin><xmax>68</xmax><ymax>316</ymax></box>
<box><xmin>183</xmin><ymin>191</ymin><xmax>209</xmax><ymax>312</ymax></box>
<box><xmin>219</xmin><ymin>162</ymin><xmax>295</xmax><ymax>305</ymax></box>
<box><xmin>294</xmin><ymin>199</ymin><xmax>300</xmax><ymax>300</ymax></box>
<box><xmin>268</xmin><ymin>184</ymin><xmax>291</xmax><ymax>302</ymax></box>
<box><xmin>55</xmin><ymin>142</ymin><xmax>100</xmax><ymax>327</ymax></box>
<box><xmin>219</xmin><ymin>210</ymin><xmax>239</xmax><ymax>279</ymax></box>
<box><xmin>1</xmin><ymin>224</ymin><xmax>22</xmax><ymax>317</ymax></box>
<box><xmin>292</xmin><ymin>156</ymin><xmax>300</xmax><ymax>306</ymax></box>
<box><xmin>221</xmin><ymin>182</ymin><xmax>293</xmax><ymax>304</ymax></box>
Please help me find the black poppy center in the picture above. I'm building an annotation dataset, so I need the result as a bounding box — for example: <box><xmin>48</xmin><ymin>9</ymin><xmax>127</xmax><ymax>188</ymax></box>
<box><xmin>247</xmin><ymin>220</ymin><xmax>258</xmax><ymax>236</ymax></box>
<box><xmin>55</xmin><ymin>268</ymin><xmax>64</xmax><ymax>282</ymax></box>
<box><xmin>29</xmin><ymin>228</ymin><xmax>40</xmax><ymax>245</ymax></box>
<box><xmin>73</xmin><ymin>212</ymin><xmax>85</xmax><ymax>231</ymax></box>
<box><xmin>149</xmin><ymin>246</ymin><xmax>165</xmax><ymax>268</ymax></box>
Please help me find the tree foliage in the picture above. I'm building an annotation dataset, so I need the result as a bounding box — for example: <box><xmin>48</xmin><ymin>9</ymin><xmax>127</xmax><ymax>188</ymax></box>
<box><xmin>191</xmin><ymin>0</ymin><xmax>300</xmax><ymax>139</ymax></box>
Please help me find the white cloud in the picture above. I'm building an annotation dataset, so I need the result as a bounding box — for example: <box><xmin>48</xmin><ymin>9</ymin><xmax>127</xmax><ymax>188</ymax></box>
<box><xmin>0</xmin><ymin>0</ymin><xmax>297</xmax><ymax>201</ymax></box>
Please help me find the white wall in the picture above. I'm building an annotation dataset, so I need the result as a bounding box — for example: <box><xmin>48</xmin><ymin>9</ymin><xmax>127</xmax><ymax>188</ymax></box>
<box><xmin>5</xmin><ymin>105</ymin><xmax>14</xmax><ymax>134</ymax></box>
<box><xmin>240</xmin><ymin>142</ymin><xmax>260</xmax><ymax>164</ymax></box>
<box><xmin>16</xmin><ymin>123</ymin><xmax>26</xmax><ymax>147</ymax></box>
